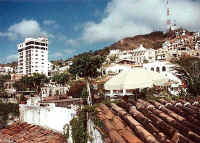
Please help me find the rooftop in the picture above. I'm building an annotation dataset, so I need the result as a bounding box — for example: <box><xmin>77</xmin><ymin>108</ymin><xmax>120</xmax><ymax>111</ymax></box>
<box><xmin>0</xmin><ymin>122</ymin><xmax>67</xmax><ymax>143</ymax></box>
<box><xmin>96</xmin><ymin>98</ymin><xmax>200</xmax><ymax>143</ymax></box>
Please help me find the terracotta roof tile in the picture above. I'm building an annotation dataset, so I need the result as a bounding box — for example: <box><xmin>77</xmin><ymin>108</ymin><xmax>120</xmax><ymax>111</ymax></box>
<box><xmin>97</xmin><ymin>98</ymin><xmax>200</xmax><ymax>143</ymax></box>
<box><xmin>0</xmin><ymin>122</ymin><xmax>67</xmax><ymax>143</ymax></box>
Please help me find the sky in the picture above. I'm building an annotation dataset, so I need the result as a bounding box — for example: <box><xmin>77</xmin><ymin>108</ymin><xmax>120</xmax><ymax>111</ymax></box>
<box><xmin>0</xmin><ymin>0</ymin><xmax>200</xmax><ymax>63</ymax></box>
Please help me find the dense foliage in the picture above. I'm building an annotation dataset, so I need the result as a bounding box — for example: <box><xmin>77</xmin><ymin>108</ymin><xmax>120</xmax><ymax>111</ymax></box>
<box><xmin>0</xmin><ymin>103</ymin><xmax>19</xmax><ymax>127</ymax></box>
<box><xmin>13</xmin><ymin>73</ymin><xmax>49</xmax><ymax>93</ymax></box>
<box><xmin>64</xmin><ymin>105</ymin><xmax>104</xmax><ymax>143</ymax></box>
<box><xmin>0</xmin><ymin>74</ymin><xmax>11</xmax><ymax>91</ymax></box>
<box><xmin>68</xmin><ymin>80</ymin><xmax>85</xmax><ymax>98</ymax></box>
<box><xmin>69</xmin><ymin>54</ymin><xmax>105</xmax><ymax>104</ymax></box>
<box><xmin>70</xmin><ymin>109</ymin><xmax>87</xmax><ymax>143</ymax></box>
<box><xmin>0</xmin><ymin>74</ymin><xmax>11</xmax><ymax>82</ymax></box>
<box><xmin>69</xmin><ymin>54</ymin><xmax>105</xmax><ymax>78</ymax></box>
<box><xmin>173</xmin><ymin>56</ymin><xmax>200</xmax><ymax>97</ymax></box>
<box><xmin>51</xmin><ymin>72</ymin><xmax>70</xmax><ymax>86</ymax></box>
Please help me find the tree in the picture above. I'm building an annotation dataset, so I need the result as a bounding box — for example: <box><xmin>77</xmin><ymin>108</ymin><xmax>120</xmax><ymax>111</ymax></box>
<box><xmin>0</xmin><ymin>74</ymin><xmax>11</xmax><ymax>81</ymax></box>
<box><xmin>0</xmin><ymin>74</ymin><xmax>11</xmax><ymax>91</ymax></box>
<box><xmin>13</xmin><ymin>73</ymin><xmax>49</xmax><ymax>93</ymax></box>
<box><xmin>52</xmin><ymin>72</ymin><xmax>70</xmax><ymax>86</ymax></box>
<box><xmin>109</xmin><ymin>55</ymin><xmax>118</xmax><ymax>63</ymax></box>
<box><xmin>31</xmin><ymin>73</ymin><xmax>49</xmax><ymax>93</ymax></box>
<box><xmin>172</xmin><ymin>56</ymin><xmax>200</xmax><ymax>97</ymax></box>
<box><xmin>69</xmin><ymin>54</ymin><xmax>105</xmax><ymax>104</ymax></box>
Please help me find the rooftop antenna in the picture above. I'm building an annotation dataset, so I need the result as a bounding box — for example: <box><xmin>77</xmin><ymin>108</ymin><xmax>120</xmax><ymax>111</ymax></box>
<box><xmin>166</xmin><ymin>0</ymin><xmax>171</xmax><ymax>31</ymax></box>
<box><xmin>174</xmin><ymin>20</ymin><xmax>177</xmax><ymax>27</ymax></box>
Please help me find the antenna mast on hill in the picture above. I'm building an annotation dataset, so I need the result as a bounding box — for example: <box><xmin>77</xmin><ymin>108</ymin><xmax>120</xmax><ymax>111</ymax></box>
<box><xmin>166</xmin><ymin>0</ymin><xmax>171</xmax><ymax>31</ymax></box>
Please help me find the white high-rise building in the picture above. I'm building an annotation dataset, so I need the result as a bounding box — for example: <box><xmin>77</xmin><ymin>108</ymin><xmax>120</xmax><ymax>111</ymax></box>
<box><xmin>17</xmin><ymin>37</ymin><xmax>48</xmax><ymax>76</ymax></box>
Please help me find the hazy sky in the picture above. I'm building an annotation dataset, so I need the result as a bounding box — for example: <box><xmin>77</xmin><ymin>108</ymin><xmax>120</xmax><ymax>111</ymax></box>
<box><xmin>0</xmin><ymin>0</ymin><xmax>199</xmax><ymax>63</ymax></box>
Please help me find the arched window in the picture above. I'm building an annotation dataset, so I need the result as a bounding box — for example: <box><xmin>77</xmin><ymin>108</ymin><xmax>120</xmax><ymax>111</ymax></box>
<box><xmin>156</xmin><ymin>67</ymin><xmax>160</xmax><ymax>72</ymax></box>
<box><xmin>162</xmin><ymin>66</ymin><xmax>166</xmax><ymax>72</ymax></box>
<box><xmin>151</xmin><ymin>67</ymin><xmax>154</xmax><ymax>71</ymax></box>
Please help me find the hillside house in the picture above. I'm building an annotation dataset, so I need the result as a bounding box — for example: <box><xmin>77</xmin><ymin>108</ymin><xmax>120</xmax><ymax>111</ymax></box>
<box><xmin>162</xmin><ymin>32</ymin><xmax>200</xmax><ymax>59</ymax></box>
<box><xmin>131</xmin><ymin>44</ymin><xmax>156</xmax><ymax>64</ymax></box>
<box><xmin>143</xmin><ymin>61</ymin><xmax>183</xmax><ymax>95</ymax></box>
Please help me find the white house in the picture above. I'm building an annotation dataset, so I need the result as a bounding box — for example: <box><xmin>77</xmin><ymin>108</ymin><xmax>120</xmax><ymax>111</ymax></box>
<box><xmin>118</xmin><ymin>50</ymin><xmax>133</xmax><ymax>60</ymax></box>
<box><xmin>131</xmin><ymin>44</ymin><xmax>156</xmax><ymax>64</ymax></box>
<box><xmin>19</xmin><ymin>97</ymin><xmax>78</xmax><ymax>133</ymax></box>
<box><xmin>59</xmin><ymin>65</ymin><xmax>70</xmax><ymax>72</ymax></box>
<box><xmin>105</xmin><ymin>64</ymin><xmax>132</xmax><ymax>75</ymax></box>
<box><xmin>48</xmin><ymin>62</ymin><xmax>53</xmax><ymax>72</ymax></box>
<box><xmin>109</xmin><ymin>49</ymin><xmax>121</xmax><ymax>56</ymax></box>
<box><xmin>143</xmin><ymin>61</ymin><xmax>181</xmax><ymax>83</ymax></box>
<box><xmin>4</xmin><ymin>66</ymin><xmax>14</xmax><ymax>73</ymax></box>
<box><xmin>41</xmin><ymin>84</ymin><xmax>70</xmax><ymax>97</ymax></box>
<box><xmin>161</xmin><ymin>32</ymin><xmax>200</xmax><ymax>59</ymax></box>
<box><xmin>0</xmin><ymin>66</ymin><xmax>14</xmax><ymax>74</ymax></box>
<box><xmin>143</xmin><ymin>61</ymin><xmax>183</xmax><ymax>95</ymax></box>
<box><xmin>108</xmin><ymin>45</ymin><xmax>156</xmax><ymax>65</ymax></box>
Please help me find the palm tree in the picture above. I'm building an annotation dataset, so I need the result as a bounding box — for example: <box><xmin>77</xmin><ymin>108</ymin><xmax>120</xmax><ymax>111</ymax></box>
<box><xmin>172</xmin><ymin>57</ymin><xmax>200</xmax><ymax>97</ymax></box>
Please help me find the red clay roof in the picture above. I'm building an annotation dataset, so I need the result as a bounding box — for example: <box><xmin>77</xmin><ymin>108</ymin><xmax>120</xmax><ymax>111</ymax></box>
<box><xmin>0</xmin><ymin>122</ymin><xmax>67</xmax><ymax>143</ymax></box>
<box><xmin>96</xmin><ymin>98</ymin><xmax>200</xmax><ymax>143</ymax></box>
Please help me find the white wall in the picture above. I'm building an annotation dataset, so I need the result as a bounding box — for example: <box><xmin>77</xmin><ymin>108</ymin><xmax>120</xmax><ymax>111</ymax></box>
<box><xmin>19</xmin><ymin>102</ymin><xmax>78</xmax><ymax>133</ymax></box>
<box><xmin>87</xmin><ymin>119</ymin><xmax>104</xmax><ymax>143</ymax></box>
<box><xmin>41</xmin><ymin>86</ymin><xmax>70</xmax><ymax>97</ymax></box>
<box><xmin>105</xmin><ymin>64</ymin><xmax>132</xmax><ymax>75</ymax></box>
<box><xmin>143</xmin><ymin>61</ymin><xmax>182</xmax><ymax>85</ymax></box>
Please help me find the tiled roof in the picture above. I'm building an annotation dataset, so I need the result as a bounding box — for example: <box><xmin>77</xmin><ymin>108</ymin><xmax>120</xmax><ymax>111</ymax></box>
<box><xmin>0</xmin><ymin>122</ymin><xmax>67</xmax><ymax>143</ymax></box>
<box><xmin>96</xmin><ymin>98</ymin><xmax>200</xmax><ymax>143</ymax></box>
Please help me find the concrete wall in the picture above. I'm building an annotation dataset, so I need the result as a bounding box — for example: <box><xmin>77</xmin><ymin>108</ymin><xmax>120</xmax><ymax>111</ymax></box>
<box><xmin>19</xmin><ymin>102</ymin><xmax>78</xmax><ymax>133</ymax></box>
<box><xmin>0</xmin><ymin>98</ymin><xmax>18</xmax><ymax>104</ymax></box>
<box><xmin>41</xmin><ymin>85</ymin><xmax>70</xmax><ymax>97</ymax></box>
<box><xmin>87</xmin><ymin>119</ymin><xmax>104</xmax><ymax>143</ymax></box>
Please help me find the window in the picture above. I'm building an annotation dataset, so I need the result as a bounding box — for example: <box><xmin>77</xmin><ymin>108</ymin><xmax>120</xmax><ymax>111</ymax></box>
<box><xmin>26</xmin><ymin>41</ymin><xmax>34</xmax><ymax>46</ymax></box>
<box><xmin>35</xmin><ymin>42</ymin><xmax>40</xmax><ymax>45</ymax></box>
<box><xmin>156</xmin><ymin>67</ymin><xmax>160</xmax><ymax>72</ymax></box>
<box><xmin>151</xmin><ymin>67</ymin><xmax>154</xmax><ymax>71</ymax></box>
<box><xmin>162</xmin><ymin>66</ymin><xmax>166</xmax><ymax>72</ymax></box>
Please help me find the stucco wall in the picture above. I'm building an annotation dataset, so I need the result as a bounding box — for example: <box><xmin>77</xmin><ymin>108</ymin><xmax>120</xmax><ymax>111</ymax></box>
<box><xmin>87</xmin><ymin>119</ymin><xmax>104</xmax><ymax>143</ymax></box>
<box><xmin>19</xmin><ymin>103</ymin><xmax>78</xmax><ymax>133</ymax></box>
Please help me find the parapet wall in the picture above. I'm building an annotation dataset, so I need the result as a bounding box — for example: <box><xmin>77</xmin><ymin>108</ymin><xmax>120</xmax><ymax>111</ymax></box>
<box><xmin>19</xmin><ymin>103</ymin><xmax>78</xmax><ymax>133</ymax></box>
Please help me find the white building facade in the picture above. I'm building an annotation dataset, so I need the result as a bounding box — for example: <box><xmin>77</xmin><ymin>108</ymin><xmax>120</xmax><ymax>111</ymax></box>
<box><xmin>108</xmin><ymin>45</ymin><xmax>156</xmax><ymax>65</ymax></box>
<box><xmin>17</xmin><ymin>37</ymin><xmax>48</xmax><ymax>76</ymax></box>
<box><xmin>0</xmin><ymin>66</ymin><xmax>14</xmax><ymax>74</ymax></box>
<box><xmin>19</xmin><ymin>97</ymin><xmax>78</xmax><ymax>133</ymax></box>
<box><xmin>143</xmin><ymin>61</ymin><xmax>181</xmax><ymax>83</ymax></box>
<box><xmin>104</xmin><ymin>63</ymin><xmax>133</xmax><ymax>75</ymax></box>
<box><xmin>143</xmin><ymin>61</ymin><xmax>184</xmax><ymax>95</ymax></box>
<box><xmin>131</xmin><ymin>45</ymin><xmax>156</xmax><ymax>64</ymax></box>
